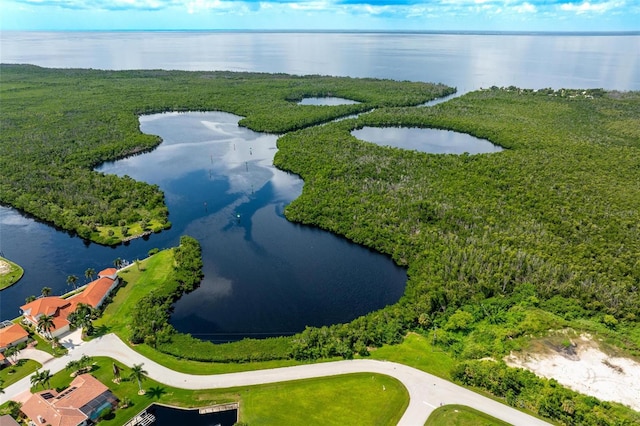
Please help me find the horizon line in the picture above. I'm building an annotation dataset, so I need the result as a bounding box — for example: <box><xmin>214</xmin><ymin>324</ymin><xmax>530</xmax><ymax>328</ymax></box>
<box><xmin>3</xmin><ymin>29</ymin><xmax>640</xmax><ymax>36</ymax></box>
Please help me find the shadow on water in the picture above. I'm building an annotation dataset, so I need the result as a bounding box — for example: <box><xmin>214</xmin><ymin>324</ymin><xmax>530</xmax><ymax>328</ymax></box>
<box><xmin>148</xmin><ymin>404</ymin><xmax>238</xmax><ymax>426</ymax></box>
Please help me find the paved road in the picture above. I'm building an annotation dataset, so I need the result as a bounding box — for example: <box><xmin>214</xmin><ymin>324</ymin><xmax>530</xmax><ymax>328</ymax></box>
<box><xmin>3</xmin><ymin>333</ymin><xmax>550</xmax><ymax>426</ymax></box>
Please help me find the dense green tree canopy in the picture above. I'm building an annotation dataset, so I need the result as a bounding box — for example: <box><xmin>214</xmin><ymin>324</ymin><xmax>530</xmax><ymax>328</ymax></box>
<box><xmin>275</xmin><ymin>88</ymin><xmax>640</xmax><ymax>324</ymax></box>
<box><xmin>4</xmin><ymin>65</ymin><xmax>640</xmax><ymax>424</ymax></box>
<box><xmin>0</xmin><ymin>64</ymin><xmax>452</xmax><ymax>244</ymax></box>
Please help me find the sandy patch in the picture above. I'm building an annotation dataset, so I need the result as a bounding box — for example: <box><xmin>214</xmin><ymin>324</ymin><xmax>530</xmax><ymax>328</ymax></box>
<box><xmin>0</xmin><ymin>259</ymin><xmax>11</xmax><ymax>275</ymax></box>
<box><xmin>505</xmin><ymin>334</ymin><xmax>640</xmax><ymax>412</ymax></box>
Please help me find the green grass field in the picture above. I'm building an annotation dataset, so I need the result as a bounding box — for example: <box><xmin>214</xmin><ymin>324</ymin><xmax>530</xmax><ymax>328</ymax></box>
<box><xmin>95</xmin><ymin>251</ymin><xmax>174</xmax><ymax>337</ymax></box>
<box><xmin>425</xmin><ymin>405</ymin><xmax>512</xmax><ymax>426</ymax></box>
<box><xmin>370</xmin><ymin>333</ymin><xmax>455</xmax><ymax>380</ymax></box>
<box><xmin>0</xmin><ymin>359</ymin><xmax>41</xmax><ymax>387</ymax></box>
<box><xmin>35</xmin><ymin>356</ymin><xmax>408</xmax><ymax>426</ymax></box>
<box><xmin>0</xmin><ymin>256</ymin><xmax>24</xmax><ymax>290</ymax></box>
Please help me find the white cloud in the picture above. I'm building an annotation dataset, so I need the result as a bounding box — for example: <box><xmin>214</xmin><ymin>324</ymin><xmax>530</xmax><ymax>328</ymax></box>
<box><xmin>186</xmin><ymin>0</ymin><xmax>249</xmax><ymax>13</ymax></box>
<box><xmin>513</xmin><ymin>1</ymin><xmax>536</xmax><ymax>13</ymax></box>
<box><xmin>15</xmin><ymin>0</ymin><xmax>182</xmax><ymax>10</ymax></box>
<box><xmin>288</xmin><ymin>1</ymin><xmax>333</xmax><ymax>11</ymax></box>
<box><xmin>560</xmin><ymin>0</ymin><xmax>623</xmax><ymax>14</ymax></box>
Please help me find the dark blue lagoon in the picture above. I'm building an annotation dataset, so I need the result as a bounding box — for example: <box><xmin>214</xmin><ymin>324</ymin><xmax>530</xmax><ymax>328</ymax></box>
<box><xmin>97</xmin><ymin>112</ymin><xmax>407</xmax><ymax>341</ymax></box>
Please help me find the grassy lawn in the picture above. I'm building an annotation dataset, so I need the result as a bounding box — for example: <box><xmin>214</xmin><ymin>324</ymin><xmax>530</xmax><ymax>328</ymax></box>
<box><xmin>0</xmin><ymin>359</ymin><xmax>41</xmax><ymax>387</ymax></box>
<box><xmin>370</xmin><ymin>333</ymin><xmax>456</xmax><ymax>380</ymax></box>
<box><xmin>95</xmin><ymin>251</ymin><xmax>175</xmax><ymax>337</ymax></box>
<box><xmin>38</xmin><ymin>357</ymin><xmax>407</xmax><ymax>426</ymax></box>
<box><xmin>0</xmin><ymin>256</ymin><xmax>24</xmax><ymax>290</ymax></box>
<box><xmin>425</xmin><ymin>405</ymin><xmax>512</xmax><ymax>426</ymax></box>
<box><xmin>28</xmin><ymin>331</ymin><xmax>68</xmax><ymax>357</ymax></box>
<box><xmin>241</xmin><ymin>373</ymin><xmax>407</xmax><ymax>426</ymax></box>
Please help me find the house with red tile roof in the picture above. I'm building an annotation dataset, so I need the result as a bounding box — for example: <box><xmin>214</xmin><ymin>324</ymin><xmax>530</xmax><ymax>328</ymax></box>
<box><xmin>71</xmin><ymin>275</ymin><xmax>118</xmax><ymax>309</ymax></box>
<box><xmin>0</xmin><ymin>322</ymin><xmax>29</xmax><ymax>352</ymax></box>
<box><xmin>20</xmin><ymin>374</ymin><xmax>118</xmax><ymax>426</ymax></box>
<box><xmin>20</xmin><ymin>297</ymin><xmax>73</xmax><ymax>339</ymax></box>
<box><xmin>97</xmin><ymin>268</ymin><xmax>117</xmax><ymax>280</ymax></box>
<box><xmin>0</xmin><ymin>321</ymin><xmax>29</xmax><ymax>365</ymax></box>
<box><xmin>19</xmin><ymin>268</ymin><xmax>119</xmax><ymax>339</ymax></box>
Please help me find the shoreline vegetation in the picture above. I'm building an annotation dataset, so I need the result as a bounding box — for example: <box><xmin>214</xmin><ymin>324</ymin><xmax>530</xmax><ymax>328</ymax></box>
<box><xmin>0</xmin><ymin>256</ymin><xmax>24</xmax><ymax>290</ymax></box>
<box><xmin>2</xmin><ymin>65</ymin><xmax>640</xmax><ymax>424</ymax></box>
<box><xmin>0</xmin><ymin>64</ymin><xmax>453</xmax><ymax>246</ymax></box>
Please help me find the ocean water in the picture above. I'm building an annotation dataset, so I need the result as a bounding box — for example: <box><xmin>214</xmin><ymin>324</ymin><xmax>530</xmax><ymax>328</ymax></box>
<box><xmin>2</xmin><ymin>32</ymin><xmax>639</xmax><ymax>93</ymax></box>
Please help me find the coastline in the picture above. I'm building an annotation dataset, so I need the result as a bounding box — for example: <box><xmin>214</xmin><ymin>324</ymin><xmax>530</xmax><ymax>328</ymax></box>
<box><xmin>0</xmin><ymin>256</ymin><xmax>24</xmax><ymax>291</ymax></box>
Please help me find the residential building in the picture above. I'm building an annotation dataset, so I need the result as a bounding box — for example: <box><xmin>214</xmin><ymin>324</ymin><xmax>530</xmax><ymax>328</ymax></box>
<box><xmin>0</xmin><ymin>321</ymin><xmax>29</xmax><ymax>351</ymax></box>
<box><xmin>0</xmin><ymin>415</ymin><xmax>20</xmax><ymax>426</ymax></box>
<box><xmin>20</xmin><ymin>374</ymin><xmax>118</xmax><ymax>426</ymax></box>
<box><xmin>19</xmin><ymin>268</ymin><xmax>119</xmax><ymax>339</ymax></box>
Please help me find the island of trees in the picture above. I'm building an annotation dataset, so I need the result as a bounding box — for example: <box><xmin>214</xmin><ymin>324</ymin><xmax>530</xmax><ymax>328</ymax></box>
<box><xmin>2</xmin><ymin>65</ymin><xmax>639</xmax><ymax>425</ymax></box>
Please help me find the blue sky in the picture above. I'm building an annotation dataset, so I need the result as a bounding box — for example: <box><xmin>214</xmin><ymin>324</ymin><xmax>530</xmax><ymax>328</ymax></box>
<box><xmin>2</xmin><ymin>0</ymin><xmax>639</xmax><ymax>31</ymax></box>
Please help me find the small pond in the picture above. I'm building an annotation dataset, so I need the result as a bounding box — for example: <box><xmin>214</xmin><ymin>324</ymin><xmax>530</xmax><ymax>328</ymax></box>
<box><xmin>147</xmin><ymin>404</ymin><xmax>237</xmax><ymax>426</ymax></box>
<box><xmin>352</xmin><ymin>127</ymin><xmax>503</xmax><ymax>154</ymax></box>
<box><xmin>298</xmin><ymin>97</ymin><xmax>360</xmax><ymax>106</ymax></box>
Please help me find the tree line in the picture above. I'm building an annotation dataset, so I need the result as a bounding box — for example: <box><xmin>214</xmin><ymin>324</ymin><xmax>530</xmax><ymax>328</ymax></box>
<box><xmin>0</xmin><ymin>65</ymin><xmax>453</xmax><ymax>245</ymax></box>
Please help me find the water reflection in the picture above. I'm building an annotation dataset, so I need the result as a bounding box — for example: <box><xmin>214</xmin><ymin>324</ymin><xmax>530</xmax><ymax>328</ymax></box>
<box><xmin>298</xmin><ymin>97</ymin><xmax>361</xmax><ymax>105</ymax></box>
<box><xmin>2</xmin><ymin>32</ymin><xmax>637</xmax><ymax>93</ymax></box>
<box><xmin>352</xmin><ymin>127</ymin><xmax>503</xmax><ymax>155</ymax></box>
<box><xmin>99</xmin><ymin>112</ymin><xmax>407</xmax><ymax>342</ymax></box>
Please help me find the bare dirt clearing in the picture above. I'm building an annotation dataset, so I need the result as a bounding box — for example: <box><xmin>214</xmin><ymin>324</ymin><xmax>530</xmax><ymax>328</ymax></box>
<box><xmin>0</xmin><ymin>259</ymin><xmax>11</xmax><ymax>275</ymax></box>
<box><xmin>505</xmin><ymin>334</ymin><xmax>640</xmax><ymax>412</ymax></box>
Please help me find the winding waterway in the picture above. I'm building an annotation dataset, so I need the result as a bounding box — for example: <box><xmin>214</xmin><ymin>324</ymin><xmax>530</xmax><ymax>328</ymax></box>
<box><xmin>101</xmin><ymin>112</ymin><xmax>407</xmax><ymax>341</ymax></box>
<box><xmin>1</xmin><ymin>32</ymin><xmax>638</xmax><ymax>335</ymax></box>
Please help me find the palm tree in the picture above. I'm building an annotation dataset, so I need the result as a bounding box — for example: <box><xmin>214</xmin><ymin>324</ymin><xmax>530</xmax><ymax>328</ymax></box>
<box><xmin>37</xmin><ymin>314</ymin><xmax>55</xmax><ymax>340</ymax></box>
<box><xmin>4</xmin><ymin>345</ymin><xmax>19</xmax><ymax>364</ymax></box>
<box><xmin>129</xmin><ymin>363</ymin><xmax>148</xmax><ymax>395</ymax></box>
<box><xmin>39</xmin><ymin>370</ymin><xmax>52</xmax><ymax>389</ymax></box>
<box><xmin>4</xmin><ymin>401</ymin><xmax>22</xmax><ymax>419</ymax></box>
<box><xmin>25</xmin><ymin>295</ymin><xmax>36</xmax><ymax>303</ymax></box>
<box><xmin>0</xmin><ymin>378</ymin><xmax>5</xmax><ymax>395</ymax></box>
<box><xmin>66</xmin><ymin>359</ymin><xmax>79</xmax><ymax>372</ymax></box>
<box><xmin>112</xmin><ymin>362</ymin><xmax>121</xmax><ymax>383</ymax></box>
<box><xmin>77</xmin><ymin>355</ymin><xmax>93</xmax><ymax>372</ymax></box>
<box><xmin>66</xmin><ymin>355</ymin><xmax>93</xmax><ymax>376</ymax></box>
<box><xmin>41</xmin><ymin>286</ymin><xmax>52</xmax><ymax>297</ymax></box>
<box><xmin>66</xmin><ymin>274</ymin><xmax>78</xmax><ymax>290</ymax></box>
<box><xmin>69</xmin><ymin>303</ymin><xmax>94</xmax><ymax>337</ymax></box>
<box><xmin>113</xmin><ymin>258</ymin><xmax>123</xmax><ymax>270</ymax></box>
<box><xmin>84</xmin><ymin>267</ymin><xmax>96</xmax><ymax>283</ymax></box>
<box><xmin>30</xmin><ymin>371</ymin><xmax>42</xmax><ymax>389</ymax></box>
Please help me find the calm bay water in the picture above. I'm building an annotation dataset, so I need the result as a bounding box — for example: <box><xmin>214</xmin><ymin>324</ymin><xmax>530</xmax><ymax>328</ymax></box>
<box><xmin>2</xmin><ymin>32</ymin><xmax>639</xmax><ymax>92</ymax></box>
<box><xmin>1</xmin><ymin>32</ymin><xmax>639</xmax><ymax>336</ymax></box>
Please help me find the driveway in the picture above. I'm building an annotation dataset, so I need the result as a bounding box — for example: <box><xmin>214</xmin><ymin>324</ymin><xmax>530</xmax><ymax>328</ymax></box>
<box><xmin>4</xmin><ymin>333</ymin><xmax>550</xmax><ymax>426</ymax></box>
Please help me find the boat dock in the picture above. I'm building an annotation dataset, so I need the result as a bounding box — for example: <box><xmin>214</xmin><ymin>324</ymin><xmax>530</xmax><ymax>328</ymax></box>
<box><xmin>124</xmin><ymin>409</ymin><xmax>156</xmax><ymax>426</ymax></box>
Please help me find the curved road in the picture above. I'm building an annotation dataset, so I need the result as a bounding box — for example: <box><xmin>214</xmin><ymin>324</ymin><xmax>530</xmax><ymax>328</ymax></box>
<box><xmin>3</xmin><ymin>332</ymin><xmax>549</xmax><ymax>426</ymax></box>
